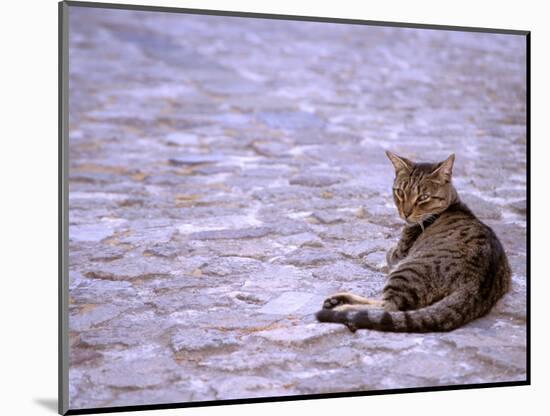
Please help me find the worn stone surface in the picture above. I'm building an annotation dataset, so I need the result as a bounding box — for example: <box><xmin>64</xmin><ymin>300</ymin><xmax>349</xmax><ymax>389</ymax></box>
<box><xmin>170</xmin><ymin>328</ymin><xmax>242</xmax><ymax>353</ymax></box>
<box><xmin>68</xmin><ymin>8</ymin><xmax>527</xmax><ymax>411</ymax></box>
<box><xmin>254</xmin><ymin>323</ymin><xmax>347</xmax><ymax>345</ymax></box>
<box><xmin>258</xmin><ymin>292</ymin><xmax>316</xmax><ymax>315</ymax></box>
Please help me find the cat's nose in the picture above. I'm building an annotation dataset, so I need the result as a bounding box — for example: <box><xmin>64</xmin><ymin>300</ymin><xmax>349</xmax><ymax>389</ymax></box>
<box><xmin>403</xmin><ymin>207</ymin><xmax>413</xmax><ymax>218</ymax></box>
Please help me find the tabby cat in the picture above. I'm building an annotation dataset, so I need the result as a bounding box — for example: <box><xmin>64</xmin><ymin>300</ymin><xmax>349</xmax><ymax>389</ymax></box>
<box><xmin>316</xmin><ymin>151</ymin><xmax>510</xmax><ymax>332</ymax></box>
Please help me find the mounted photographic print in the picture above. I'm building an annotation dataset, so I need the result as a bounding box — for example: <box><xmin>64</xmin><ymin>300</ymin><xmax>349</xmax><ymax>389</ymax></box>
<box><xmin>59</xmin><ymin>1</ymin><xmax>530</xmax><ymax>414</ymax></box>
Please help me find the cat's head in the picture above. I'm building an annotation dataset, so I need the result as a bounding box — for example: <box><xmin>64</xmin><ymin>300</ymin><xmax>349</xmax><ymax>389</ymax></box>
<box><xmin>385</xmin><ymin>151</ymin><xmax>456</xmax><ymax>225</ymax></box>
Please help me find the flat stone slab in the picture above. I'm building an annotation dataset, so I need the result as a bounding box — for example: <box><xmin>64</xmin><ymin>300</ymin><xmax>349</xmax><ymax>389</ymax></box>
<box><xmin>164</xmin><ymin>132</ymin><xmax>199</xmax><ymax>146</ymax></box>
<box><xmin>255</xmin><ymin>323</ymin><xmax>347</xmax><ymax>345</ymax></box>
<box><xmin>312</xmin><ymin>261</ymin><xmax>379</xmax><ymax>285</ymax></box>
<box><xmin>389</xmin><ymin>352</ymin><xmax>477</xmax><ymax>381</ymax></box>
<box><xmin>70</xmin><ymin>224</ymin><xmax>114</xmax><ymax>242</ymax></box>
<box><xmin>88</xmin><ymin>356</ymin><xmax>179</xmax><ymax>389</ymax></box>
<box><xmin>256</xmin><ymin>111</ymin><xmax>325</xmax><ymax>130</ymax></box>
<box><xmin>199</xmin><ymin>256</ymin><xmax>263</xmax><ymax>277</ymax></box>
<box><xmin>289</xmin><ymin>174</ymin><xmax>343</xmax><ymax>188</ymax></box>
<box><xmin>199</xmin><ymin>349</ymin><xmax>298</xmax><ymax>371</ymax></box>
<box><xmin>213</xmin><ymin>375</ymin><xmax>290</xmax><ymax>400</ymax></box>
<box><xmin>259</xmin><ymin>292</ymin><xmax>315</xmax><ymax>315</ymax></box>
<box><xmin>84</xmin><ymin>256</ymin><xmax>174</xmax><ymax>281</ymax></box>
<box><xmin>70</xmin><ymin>304</ymin><xmax>123</xmax><ymax>332</ymax></box>
<box><xmin>251</xmin><ymin>141</ymin><xmax>292</xmax><ymax>157</ymax></box>
<box><xmin>310</xmin><ymin>211</ymin><xmax>346</xmax><ymax>224</ymax></box>
<box><xmin>188</xmin><ymin>227</ymin><xmax>272</xmax><ymax>240</ymax></box>
<box><xmin>168</xmin><ymin>155</ymin><xmax>225</xmax><ymax>166</ymax></box>
<box><xmin>171</xmin><ymin>328</ymin><xmax>241</xmax><ymax>353</ymax></box>
<box><xmin>277</xmin><ymin>248</ymin><xmax>341</xmax><ymax>267</ymax></box>
<box><xmin>338</xmin><ymin>240</ymin><xmax>388</xmax><ymax>258</ymax></box>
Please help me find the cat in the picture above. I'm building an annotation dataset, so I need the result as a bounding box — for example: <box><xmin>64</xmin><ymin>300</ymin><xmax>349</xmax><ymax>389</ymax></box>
<box><xmin>316</xmin><ymin>151</ymin><xmax>511</xmax><ymax>332</ymax></box>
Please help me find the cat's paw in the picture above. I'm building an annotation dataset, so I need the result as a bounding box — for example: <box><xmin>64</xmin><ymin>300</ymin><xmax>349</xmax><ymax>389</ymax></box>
<box><xmin>322</xmin><ymin>293</ymin><xmax>354</xmax><ymax>309</ymax></box>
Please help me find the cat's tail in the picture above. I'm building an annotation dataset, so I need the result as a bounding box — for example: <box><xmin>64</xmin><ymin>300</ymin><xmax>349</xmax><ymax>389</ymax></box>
<box><xmin>316</xmin><ymin>290</ymin><xmax>487</xmax><ymax>333</ymax></box>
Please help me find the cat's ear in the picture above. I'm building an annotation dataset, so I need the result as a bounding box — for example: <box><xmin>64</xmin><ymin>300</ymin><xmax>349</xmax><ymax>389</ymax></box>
<box><xmin>385</xmin><ymin>151</ymin><xmax>413</xmax><ymax>173</ymax></box>
<box><xmin>430</xmin><ymin>153</ymin><xmax>455</xmax><ymax>183</ymax></box>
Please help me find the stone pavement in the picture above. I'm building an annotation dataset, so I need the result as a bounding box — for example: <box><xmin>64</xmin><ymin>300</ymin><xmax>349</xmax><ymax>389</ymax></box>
<box><xmin>67</xmin><ymin>7</ymin><xmax>527</xmax><ymax>410</ymax></box>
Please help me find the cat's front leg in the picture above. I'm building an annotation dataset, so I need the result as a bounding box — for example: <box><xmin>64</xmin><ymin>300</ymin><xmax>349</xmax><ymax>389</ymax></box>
<box><xmin>322</xmin><ymin>292</ymin><xmax>384</xmax><ymax>310</ymax></box>
<box><xmin>386</xmin><ymin>245</ymin><xmax>402</xmax><ymax>269</ymax></box>
<box><xmin>387</xmin><ymin>224</ymin><xmax>422</xmax><ymax>268</ymax></box>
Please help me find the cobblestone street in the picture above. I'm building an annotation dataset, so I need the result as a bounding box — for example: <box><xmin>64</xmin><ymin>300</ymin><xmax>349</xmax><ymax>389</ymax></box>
<box><xmin>67</xmin><ymin>7</ymin><xmax>527</xmax><ymax>409</ymax></box>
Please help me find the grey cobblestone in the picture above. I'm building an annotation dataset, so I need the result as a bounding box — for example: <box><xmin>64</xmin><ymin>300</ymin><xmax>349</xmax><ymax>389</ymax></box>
<box><xmin>68</xmin><ymin>7</ymin><xmax>527</xmax><ymax>409</ymax></box>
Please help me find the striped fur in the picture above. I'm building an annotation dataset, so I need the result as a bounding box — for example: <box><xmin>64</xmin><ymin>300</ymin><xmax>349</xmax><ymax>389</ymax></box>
<box><xmin>316</xmin><ymin>152</ymin><xmax>511</xmax><ymax>333</ymax></box>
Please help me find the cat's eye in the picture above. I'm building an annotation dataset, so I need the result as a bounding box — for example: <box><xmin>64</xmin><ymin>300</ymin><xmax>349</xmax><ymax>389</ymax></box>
<box><xmin>417</xmin><ymin>194</ymin><xmax>430</xmax><ymax>203</ymax></box>
<box><xmin>394</xmin><ymin>189</ymin><xmax>404</xmax><ymax>199</ymax></box>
